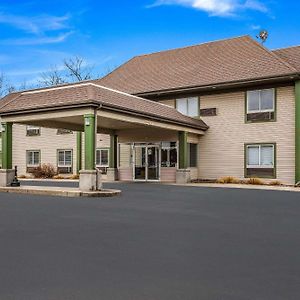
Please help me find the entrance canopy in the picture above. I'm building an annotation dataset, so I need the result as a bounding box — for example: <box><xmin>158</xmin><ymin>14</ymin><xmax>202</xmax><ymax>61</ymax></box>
<box><xmin>0</xmin><ymin>82</ymin><xmax>208</xmax><ymax>135</ymax></box>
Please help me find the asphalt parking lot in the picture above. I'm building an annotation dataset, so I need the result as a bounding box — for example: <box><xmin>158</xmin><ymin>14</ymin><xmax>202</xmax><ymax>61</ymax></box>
<box><xmin>0</xmin><ymin>182</ymin><xmax>299</xmax><ymax>300</ymax></box>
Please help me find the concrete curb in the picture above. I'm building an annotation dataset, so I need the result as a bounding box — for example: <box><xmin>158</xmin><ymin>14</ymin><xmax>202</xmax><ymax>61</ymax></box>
<box><xmin>0</xmin><ymin>186</ymin><xmax>121</xmax><ymax>198</ymax></box>
<box><xmin>162</xmin><ymin>182</ymin><xmax>300</xmax><ymax>192</ymax></box>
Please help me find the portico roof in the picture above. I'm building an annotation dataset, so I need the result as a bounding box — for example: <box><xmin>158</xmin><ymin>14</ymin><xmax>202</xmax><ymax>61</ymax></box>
<box><xmin>0</xmin><ymin>82</ymin><xmax>208</xmax><ymax>131</ymax></box>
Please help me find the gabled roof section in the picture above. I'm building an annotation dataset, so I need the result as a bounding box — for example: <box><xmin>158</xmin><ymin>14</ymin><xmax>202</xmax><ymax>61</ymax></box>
<box><xmin>95</xmin><ymin>36</ymin><xmax>298</xmax><ymax>95</ymax></box>
<box><xmin>273</xmin><ymin>45</ymin><xmax>300</xmax><ymax>72</ymax></box>
<box><xmin>0</xmin><ymin>83</ymin><xmax>208</xmax><ymax>131</ymax></box>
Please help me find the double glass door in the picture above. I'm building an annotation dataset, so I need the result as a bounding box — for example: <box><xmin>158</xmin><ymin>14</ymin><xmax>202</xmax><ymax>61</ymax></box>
<box><xmin>134</xmin><ymin>145</ymin><xmax>160</xmax><ymax>181</ymax></box>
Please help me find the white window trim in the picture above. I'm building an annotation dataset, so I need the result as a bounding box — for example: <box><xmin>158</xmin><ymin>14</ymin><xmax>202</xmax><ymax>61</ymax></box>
<box><xmin>57</xmin><ymin>149</ymin><xmax>73</xmax><ymax>167</ymax></box>
<box><xmin>96</xmin><ymin>148</ymin><xmax>109</xmax><ymax>167</ymax></box>
<box><xmin>247</xmin><ymin>89</ymin><xmax>275</xmax><ymax>114</ymax></box>
<box><xmin>246</xmin><ymin>144</ymin><xmax>274</xmax><ymax>168</ymax></box>
<box><xmin>27</xmin><ymin>150</ymin><xmax>40</xmax><ymax>167</ymax></box>
<box><xmin>176</xmin><ymin>97</ymin><xmax>199</xmax><ymax>117</ymax></box>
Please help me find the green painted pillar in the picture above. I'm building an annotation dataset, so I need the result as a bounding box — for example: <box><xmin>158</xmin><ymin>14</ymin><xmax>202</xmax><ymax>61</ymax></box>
<box><xmin>109</xmin><ymin>134</ymin><xmax>118</xmax><ymax>169</ymax></box>
<box><xmin>295</xmin><ymin>81</ymin><xmax>300</xmax><ymax>183</ymax></box>
<box><xmin>84</xmin><ymin>114</ymin><xmax>96</xmax><ymax>170</ymax></box>
<box><xmin>2</xmin><ymin>122</ymin><xmax>13</xmax><ymax>169</ymax></box>
<box><xmin>76</xmin><ymin>131</ymin><xmax>82</xmax><ymax>174</ymax></box>
<box><xmin>178</xmin><ymin>131</ymin><xmax>188</xmax><ymax>169</ymax></box>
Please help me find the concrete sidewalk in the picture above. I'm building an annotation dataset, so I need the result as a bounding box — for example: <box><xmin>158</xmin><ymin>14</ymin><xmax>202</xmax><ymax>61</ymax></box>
<box><xmin>0</xmin><ymin>185</ymin><xmax>121</xmax><ymax>197</ymax></box>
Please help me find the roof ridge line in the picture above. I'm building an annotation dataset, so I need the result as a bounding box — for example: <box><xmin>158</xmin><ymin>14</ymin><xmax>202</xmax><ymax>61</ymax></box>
<box><xmin>272</xmin><ymin>44</ymin><xmax>300</xmax><ymax>52</ymax></box>
<box><xmin>134</xmin><ymin>35</ymin><xmax>250</xmax><ymax>58</ymax></box>
<box><xmin>249</xmin><ymin>38</ymin><xmax>299</xmax><ymax>73</ymax></box>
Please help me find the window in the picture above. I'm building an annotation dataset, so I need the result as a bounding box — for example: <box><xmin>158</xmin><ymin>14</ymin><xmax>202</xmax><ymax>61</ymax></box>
<box><xmin>27</xmin><ymin>150</ymin><xmax>40</xmax><ymax>167</ymax></box>
<box><xmin>161</xmin><ymin>142</ymin><xmax>177</xmax><ymax>167</ymax></box>
<box><xmin>57</xmin><ymin>150</ymin><xmax>72</xmax><ymax>174</ymax></box>
<box><xmin>188</xmin><ymin>143</ymin><xmax>198</xmax><ymax>168</ymax></box>
<box><xmin>57</xmin><ymin>129</ymin><xmax>73</xmax><ymax>135</ymax></box>
<box><xmin>246</xmin><ymin>89</ymin><xmax>275</xmax><ymax>122</ymax></box>
<box><xmin>176</xmin><ymin>97</ymin><xmax>199</xmax><ymax>117</ymax></box>
<box><xmin>245</xmin><ymin>144</ymin><xmax>275</xmax><ymax>178</ymax></box>
<box><xmin>96</xmin><ymin>149</ymin><xmax>109</xmax><ymax>167</ymax></box>
<box><xmin>26</xmin><ymin>126</ymin><xmax>40</xmax><ymax>136</ymax></box>
<box><xmin>58</xmin><ymin>150</ymin><xmax>72</xmax><ymax>167</ymax></box>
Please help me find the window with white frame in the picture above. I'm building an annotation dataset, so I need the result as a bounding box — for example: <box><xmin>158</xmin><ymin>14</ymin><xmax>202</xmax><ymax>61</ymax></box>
<box><xmin>176</xmin><ymin>97</ymin><xmax>199</xmax><ymax>117</ymax></box>
<box><xmin>161</xmin><ymin>142</ymin><xmax>177</xmax><ymax>167</ymax></box>
<box><xmin>246</xmin><ymin>89</ymin><xmax>275</xmax><ymax>122</ymax></box>
<box><xmin>27</xmin><ymin>150</ymin><xmax>40</xmax><ymax>167</ymax></box>
<box><xmin>58</xmin><ymin>150</ymin><xmax>72</xmax><ymax>167</ymax></box>
<box><xmin>26</xmin><ymin>125</ymin><xmax>40</xmax><ymax>136</ymax></box>
<box><xmin>96</xmin><ymin>149</ymin><xmax>109</xmax><ymax>167</ymax></box>
<box><xmin>246</xmin><ymin>144</ymin><xmax>275</xmax><ymax>178</ymax></box>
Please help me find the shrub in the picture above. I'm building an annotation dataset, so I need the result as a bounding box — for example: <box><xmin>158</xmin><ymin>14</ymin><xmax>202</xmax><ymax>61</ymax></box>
<box><xmin>18</xmin><ymin>175</ymin><xmax>27</xmax><ymax>179</ymax></box>
<box><xmin>70</xmin><ymin>174</ymin><xmax>79</xmax><ymax>180</ymax></box>
<box><xmin>216</xmin><ymin>176</ymin><xmax>241</xmax><ymax>184</ymax></box>
<box><xmin>246</xmin><ymin>177</ymin><xmax>265</xmax><ymax>185</ymax></box>
<box><xmin>269</xmin><ymin>180</ymin><xmax>282</xmax><ymax>186</ymax></box>
<box><xmin>32</xmin><ymin>164</ymin><xmax>57</xmax><ymax>179</ymax></box>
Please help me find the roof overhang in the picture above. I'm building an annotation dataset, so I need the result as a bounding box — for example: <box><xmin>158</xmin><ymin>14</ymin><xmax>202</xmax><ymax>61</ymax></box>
<box><xmin>135</xmin><ymin>74</ymin><xmax>300</xmax><ymax>99</ymax></box>
<box><xmin>0</xmin><ymin>106</ymin><xmax>205</xmax><ymax>135</ymax></box>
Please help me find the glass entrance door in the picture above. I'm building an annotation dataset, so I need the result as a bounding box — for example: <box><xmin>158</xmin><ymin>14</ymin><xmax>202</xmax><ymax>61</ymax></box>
<box><xmin>134</xmin><ymin>146</ymin><xmax>146</xmax><ymax>180</ymax></box>
<box><xmin>147</xmin><ymin>146</ymin><xmax>159</xmax><ymax>180</ymax></box>
<box><xmin>133</xmin><ymin>145</ymin><xmax>160</xmax><ymax>181</ymax></box>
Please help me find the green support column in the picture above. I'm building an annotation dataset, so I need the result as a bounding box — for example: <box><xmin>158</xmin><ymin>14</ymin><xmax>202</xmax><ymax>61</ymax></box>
<box><xmin>76</xmin><ymin>131</ymin><xmax>82</xmax><ymax>174</ymax></box>
<box><xmin>84</xmin><ymin>114</ymin><xmax>96</xmax><ymax>170</ymax></box>
<box><xmin>295</xmin><ymin>81</ymin><xmax>300</xmax><ymax>183</ymax></box>
<box><xmin>178</xmin><ymin>131</ymin><xmax>188</xmax><ymax>169</ymax></box>
<box><xmin>2</xmin><ymin>122</ymin><xmax>13</xmax><ymax>169</ymax></box>
<box><xmin>109</xmin><ymin>134</ymin><xmax>118</xmax><ymax>169</ymax></box>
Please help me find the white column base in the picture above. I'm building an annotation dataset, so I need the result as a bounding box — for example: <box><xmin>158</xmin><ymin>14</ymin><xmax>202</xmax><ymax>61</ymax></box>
<box><xmin>176</xmin><ymin>169</ymin><xmax>191</xmax><ymax>184</ymax></box>
<box><xmin>0</xmin><ymin>169</ymin><xmax>15</xmax><ymax>187</ymax></box>
<box><xmin>79</xmin><ymin>170</ymin><xmax>102</xmax><ymax>191</ymax></box>
<box><xmin>107</xmin><ymin>168</ymin><xmax>118</xmax><ymax>181</ymax></box>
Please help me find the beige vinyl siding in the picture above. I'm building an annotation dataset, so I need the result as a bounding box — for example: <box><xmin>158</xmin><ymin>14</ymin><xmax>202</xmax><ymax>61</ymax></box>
<box><xmin>13</xmin><ymin>125</ymin><xmax>110</xmax><ymax>176</ymax></box>
<box><xmin>13</xmin><ymin>125</ymin><xmax>77</xmax><ymax>176</ymax></box>
<box><xmin>159</xmin><ymin>99</ymin><xmax>175</xmax><ymax>108</ymax></box>
<box><xmin>198</xmin><ymin>86</ymin><xmax>295</xmax><ymax>185</ymax></box>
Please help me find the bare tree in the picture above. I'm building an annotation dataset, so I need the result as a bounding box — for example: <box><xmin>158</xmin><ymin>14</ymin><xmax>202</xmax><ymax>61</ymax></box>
<box><xmin>64</xmin><ymin>56</ymin><xmax>94</xmax><ymax>82</ymax></box>
<box><xmin>39</xmin><ymin>66</ymin><xmax>66</xmax><ymax>87</ymax></box>
<box><xmin>38</xmin><ymin>56</ymin><xmax>95</xmax><ymax>87</ymax></box>
<box><xmin>0</xmin><ymin>73</ymin><xmax>15</xmax><ymax>98</ymax></box>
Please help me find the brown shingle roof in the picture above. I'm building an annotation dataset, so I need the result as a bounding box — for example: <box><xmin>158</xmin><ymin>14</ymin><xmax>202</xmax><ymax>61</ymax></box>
<box><xmin>95</xmin><ymin>36</ymin><xmax>298</xmax><ymax>95</ymax></box>
<box><xmin>273</xmin><ymin>46</ymin><xmax>300</xmax><ymax>72</ymax></box>
<box><xmin>0</xmin><ymin>83</ymin><xmax>208</xmax><ymax>130</ymax></box>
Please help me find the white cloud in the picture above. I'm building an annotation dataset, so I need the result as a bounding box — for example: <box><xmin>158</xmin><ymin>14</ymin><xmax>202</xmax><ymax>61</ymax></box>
<box><xmin>0</xmin><ymin>12</ymin><xmax>70</xmax><ymax>34</ymax></box>
<box><xmin>150</xmin><ymin>0</ymin><xmax>268</xmax><ymax>16</ymax></box>
<box><xmin>0</xmin><ymin>31</ymin><xmax>74</xmax><ymax>46</ymax></box>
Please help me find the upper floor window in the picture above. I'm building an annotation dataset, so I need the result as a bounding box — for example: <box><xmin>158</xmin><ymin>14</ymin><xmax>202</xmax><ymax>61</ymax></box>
<box><xmin>26</xmin><ymin>125</ymin><xmax>40</xmax><ymax>136</ymax></box>
<box><xmin>176</xmin><ymin>97</ymin><xmax>199</xmax><ymax>117</ymax></box>
<box><xmin>246</xmin><ymin>89</ymin><xmax>275</xmax><ymax>122</ymax></box>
